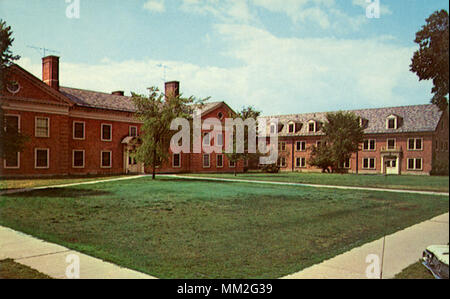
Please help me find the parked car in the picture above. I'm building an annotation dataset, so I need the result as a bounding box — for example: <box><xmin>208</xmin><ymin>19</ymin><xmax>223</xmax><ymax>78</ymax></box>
<box><xmin>422</xmin><ymin>245</ymin><xmax>449</xmax><ymax>279</ymax></box>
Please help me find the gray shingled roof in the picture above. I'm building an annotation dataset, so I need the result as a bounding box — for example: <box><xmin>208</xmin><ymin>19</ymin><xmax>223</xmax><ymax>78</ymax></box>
<box><xmin>261</xmin><ymin>104</ymin><xmax>443</xmax><ymax>136</ymax></box>
<box><xmin>60</xmin><ymin>86</ymin><xmax>225</xmax><ymax>115</ymax></box>
<box><xmin>60</xmin><ymin>87</ymin><xmax>137</xmax><ymax>112</ymax></box>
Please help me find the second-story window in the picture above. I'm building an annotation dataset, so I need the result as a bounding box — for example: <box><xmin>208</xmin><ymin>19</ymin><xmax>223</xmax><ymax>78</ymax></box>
<box><xmin>101</xmin><ymin>124</ymin><xmax>112</xmax><ymax>141</ymax></box>
<box><xmin>73</xmin><ymin>122</ymin><xmax>85</xmax><ymax>140</ymax></box>
<box><xmin>35</xmin><ymin>117</ymin><xmax>49</xmax><ymax>137</ymax></box>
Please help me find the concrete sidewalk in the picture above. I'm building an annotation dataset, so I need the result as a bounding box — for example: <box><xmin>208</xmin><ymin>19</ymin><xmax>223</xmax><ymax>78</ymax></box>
<box><xmin>283</xmin><ymin>213</ymin><xmax>449</xmax><ymax>279</ymax></box>
<box><xmin>0</xmin><ymin>226</ymin><xmax>156</xmax><ymax>279</ymax></box>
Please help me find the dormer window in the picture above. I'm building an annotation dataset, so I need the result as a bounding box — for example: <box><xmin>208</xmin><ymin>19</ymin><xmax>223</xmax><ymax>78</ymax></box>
<box><xmin>270</xmin><ymin>123</ymin><xmax>276</xmax><ymax>134</ymax></box>
<box><xmin>288</xmin><ymin>122</ymin><xmax>295</xmax><ymax>133</ymax></box>
<box><xmin>386</xmin><ymin>115</ymin><xmax>398</xmax><ymax>129</ymax></box>
<box><xmin>359</xmin><ymin>117</ymin><xmax>368</xmax><ymax>128</ymax></box>
<box><xmin>308</xmin><ymin>120</ymin><xmax>316</xmax><ymax>133</ymax></box>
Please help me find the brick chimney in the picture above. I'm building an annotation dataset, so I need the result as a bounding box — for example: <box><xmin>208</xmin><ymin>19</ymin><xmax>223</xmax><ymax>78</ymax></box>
<box><xmin>165</xmin><ymin>81</ymin><xmax>179</xmax><ymax>99</ymax></box>
<box><xmin>42</xmin><ymin>56</ymin><xmax>60</xmax><ymax>91</ymax></box>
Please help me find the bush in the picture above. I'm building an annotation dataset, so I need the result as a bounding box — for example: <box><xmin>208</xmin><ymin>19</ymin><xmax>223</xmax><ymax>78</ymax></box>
<box><xmin>261</xmin><ymin>164</ymin><xmax>280</xmax><ymax>173</ymax></box>
<box><xmin>431</xmin><ymin>159</ymin><xmax>449</xmax><ymax>176</ymax></box>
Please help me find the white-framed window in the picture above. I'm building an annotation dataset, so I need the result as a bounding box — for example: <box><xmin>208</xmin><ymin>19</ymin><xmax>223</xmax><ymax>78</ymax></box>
<box><xmin>203</xmin><ymin>132</ymin><xmax>211</xmax><ymax>146</ymax></box>
<box><xmin>296</xmin><ymin>141</ymin><xmax>306</xmax><ymax>152</ymax></box>
<box><xmin>4</xmin><ymin>152</ymin><xmax>20</xmax><ymax>169</ymax></box>
<box><xmin>408</xmin><ymin>138</ymin><xmax>423</xmax><ymax>151</ymax></box>
<box><xmin>386</xmin><ymin>138</ymin><xmax>396</xmax><ymax>150</ymax></box>
<box><xmin>279</xmin><ymin>142</ymin><xmax>286</xmax><ymax>151</ymax></box>
<box><xmin>362</xmin><ymin>158</ymin><xmax>376</xmax><ymax>170</ymax></box>
<box><xmin>229</xmin><ymin>160</ymin><xmax>236</xmax><ymax>168</ymax></box>
<box><xmin>72</xmin><ymin>150</ymin><xmax>85</xmax><ymax>168</ymax></box>
<box><xmin>35</xmin><ymin>148</ymin><xmax>49</xmax><ymax>169</ymax></box>
<box><xmin>217</xmin><ymin>154</ymin><xmax>224</xmax><ymax>168</ymax></box>
<box><xmin>4</xmin><ymin>114</ymin><xmax>20</xmax><ymax>133</ymax></box>
<box><xmin>129</xmin><ymin>126</ymin><xmax>138</xmax><ymax>137</ymax></box>
<box><xmin>73</xmin><ymin>121</ymin><xmax>85</xmax><ymax>140</ymax></box>
<box><xmin>341</xmin><ymin>158</ymin><xmax>351</xmax><ymax>169</ymax></box>
<box><xmin>203</xmin><ymin>154</ymin><xmax>210</xmax><ymax>168</ymax></box>
<box><xmin>172</xmin><ymin>153</ymin><xmax>181</xmax><ymax>168</ymax></box>
<box><xmin>288</xmin><ymin>122</ymin><xmax>295</xmax><ymax>133</ymax></box>
<box><xmin>101</xmin><ymin>151</ymin><xmax>112</xmax><ymax>168</ymax></box>
<box><xmin>407</xmin><ymin>158</ymin><xmax>423</xmax><ymax>171</ymax></box>
<box><xmin>295</xmin><ymin>157</ymin><xmax>306</xmax><ymax>168</ymax></box>
<box><xmin>216</xmin><ymin>133</ymin><xmax>223</xmax><ymax>147</ymax></box>
<box><xmin>279</xmin><ymin>157</ymin><xmax>287</xmax><ymax>168</ymax></box>
<box><xmin>35</xmin><ymin>117</ymin><xmax>50</xmax><ymax>137</ymax></box>
<box><xmin>308</xmin><ymin>120</ymin><xmax>316</xmax><ymax>133</ymax></box>
<box><xmin>386</xmin><ymin>115</ymin><xmax>398</xmax><ymax>129</ymax></box>
<box><xmin>363</xmin><ymin>139</ymin><xmax>376</xmax><ymax>151</ymax></box>
<box><xmin>101</xmin><ymin>124</ymin><xmax>112</xmax><ymax>141</ymax></box>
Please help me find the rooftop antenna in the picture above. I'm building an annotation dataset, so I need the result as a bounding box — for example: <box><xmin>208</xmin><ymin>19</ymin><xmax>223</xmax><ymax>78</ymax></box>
<box><xmin>156</xmin><ymin>63</ymin><xmax>170</xmax><ymax>83</ymax></box>
<box><xmin>27</xmin><ymin>45</ymin><xmax>60</xmax><ymax>57</ymax></box>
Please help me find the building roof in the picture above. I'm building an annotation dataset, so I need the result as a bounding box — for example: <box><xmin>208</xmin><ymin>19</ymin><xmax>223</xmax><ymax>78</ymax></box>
<box><xmin>261</xmin><ymin>104</ymin><xmax>443</xmax><ymax>136</ymax></box>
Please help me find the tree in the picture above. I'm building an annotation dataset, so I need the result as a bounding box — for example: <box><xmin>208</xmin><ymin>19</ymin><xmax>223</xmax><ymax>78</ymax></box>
<box><xmin>225</xmin><ymin>106</ymin><xmax>261</xmax><ymax>176</ymax></box>
<box><xmin>0</xmin><ymin>19</ymin><xmax>28</xmax><ymax>161</ymax></box>
<box><xmin>131</xmin><ymin>87</ymin><xmax>204</xmax><ymax>179</ymax></box>
<box><xmin>308</xmin><ymin>111</ymin><xmax>364</xmax><ymax>173</ymax></box>
<box><xmin>410</xmin><ymin>9</ymin><xmax>449</xmax><ymax>111</ymax></box>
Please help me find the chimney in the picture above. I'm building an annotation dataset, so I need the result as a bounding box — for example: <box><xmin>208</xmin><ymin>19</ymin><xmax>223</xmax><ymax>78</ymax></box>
<box><xmin>165</xmin><ymin>81</ymin><xmax>180</xmax><ymax>99</ymax></box>
<box><xmin>112</xmin><ymin>91</ymin><xmax>125</xmax><ymax>96</ymax></box>
<box><xmin>42</xmin><ymin>56</ymin><xmax>60</xmax><ymax>91</ymax></box>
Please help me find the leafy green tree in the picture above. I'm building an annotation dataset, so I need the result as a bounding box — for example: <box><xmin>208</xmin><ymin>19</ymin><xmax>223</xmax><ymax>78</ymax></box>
<box><xmin>309</xmin><ymin>111</ymin><xmax>364</xmax><ymax>173</ymax></box>
<box><xmin>131</xmin><ymin>87</ymin><xmax>204</xmax><ymax>179</ymax></box>
<box><xmin>225</xmin><ymin>106</ymin><xmax>261</xmax><ymax>176</ymax></box>
<box><xmin>410</xmin><ymin>9</ymin><xmax>449</xmax><ymax>111</ymax></box>
<box><xmin>1</xmin><ymin>19</ymin><xmax>28</xmax><ymax>161</ymax></box>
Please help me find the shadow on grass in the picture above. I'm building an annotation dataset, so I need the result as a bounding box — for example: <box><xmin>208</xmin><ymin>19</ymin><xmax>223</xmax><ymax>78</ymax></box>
<box><xmin>3</xmin><ymin>188</ymin><xmax>112</xmax><ymax>198</ymax></box>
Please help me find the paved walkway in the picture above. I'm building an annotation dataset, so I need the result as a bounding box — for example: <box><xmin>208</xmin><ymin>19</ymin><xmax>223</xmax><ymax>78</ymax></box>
<box><xmin>0</xmin><ymin>226</ymin><xmax>156</xmax><ymax>279</ymax></box>
<box><xmin>167</xmin><ymin>175</ymin><xmax>450</xmax><ymax>196</ymax></box>
<box><xmin>283</xmin><ymin>213</ymin><xmax>449</xmax><ymax>279</ymax></box>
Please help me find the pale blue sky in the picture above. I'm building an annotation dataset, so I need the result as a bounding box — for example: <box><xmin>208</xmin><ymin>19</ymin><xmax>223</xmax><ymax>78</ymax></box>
<box><xmin>1</xmin><ymin>0</ymin><xmax>449</xmax><ymax>115</ymax></box>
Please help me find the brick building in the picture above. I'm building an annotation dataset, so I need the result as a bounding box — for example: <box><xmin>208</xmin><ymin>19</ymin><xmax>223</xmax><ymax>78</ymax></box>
<box><xmin>260</xmin><ymin>104</ymin><xmax>449</xmax><ymax>175</ymax></box>
<box><xmin>0</xmin><ymin>56</ymin><xmax>243</xmax><ymax>177</ymax></box>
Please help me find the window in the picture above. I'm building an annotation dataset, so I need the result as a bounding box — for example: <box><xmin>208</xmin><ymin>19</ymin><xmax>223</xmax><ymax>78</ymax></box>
<box><xmin>217</xmin><ymin>112</ymin><xmax>224</xmax><ymax>120</ymax></box>
<box><xmin>216</xmin><ymin>133</ymin><xmax>223</xmax><ymax>147</ymax></box>
<box><xmin>203</xmin><ymin>154</ymin><xmax>210</xmax><ymax>168</ymax></box>
<box><xmin>35</xmin><ymin>117</ymin><xmax>49</xmax><ymax>137</ymax></box>
<box><xmin>129</xmin><ymin>126</ymin><xmax>138</xmax><ymax>137</ymax></box>
<box><xmin>279</xmin><ymin>157</ymin><xmax>287</xmax><ymax>168</ymax></box>
<box><xmin>72</xmin><ymin>150</ymin><xmax>85</xmax><ymax>168</ymax></box>
<box><xmin>363</xmin><ymin>158</ymin><xmax>376</xmax><ymax>169</ymax></box>
<box><xmin>296</xmin><ymin>141</ymin><xmax>306</xmax><ymax>152</ymax></box>
<box><xmin>101</xmin><ymin>124</ymin><xmax>112</xmax><ymax>141</ymax></box>
<box><xmin>270</xmin><ymin>124</ymin><xmax>276</xmax><ymax>134</ymax></box>
<box><xmin>341</xmin><ymin>158</ymin><xmax>351</xmax><ymax>169</ymax></box>
<box><xmin>295</xmin><ymin>157</ymin><xmax>306</xmax><ymax>168</ymax></box>
<box><xmin>217</xmin><ymin>154</ymin><xmax>224</xmax><ymax>168</ymax></box>
<box><xmin>407</xmin><ymin>158</ymin><xmax>423</xmax><ymax>171</ymax></box>
<box><xmin>4</xmin><ymin>152</ymin><xmax>20</xmax><ymax>169</ymax></box>
<box><xmin>229</xmin><ymin>160</ymin><xmax>236</xmax><ymax>168</ymax></box>
<box><xmin>128</xmin><ymin>156</ymin><xmax>137</xmax><ymax>165</ymax></box>
<box><xmin>317</xmin><ymin>141</ymin><xmax>327</xmax><ymax>147</ymax></box>
<box><xmin>386</xmin><ymin>116</ymin><xmax>397</xmax><ymax>129</ymax></box>
<box><xmin>288</xmin><ymin>123</ymin><xmax>295</xmax><ymax>133</ymax></box>
<box><xmin>443</xmin><ymin>141</ymin><xmax>449</xmax><ymax>152</ymax></box>
<box><xmin>279</xmin><ymin>142</ymin><xmax>286</xmax><ymax>151</ymax></box>
<box><xmin>73</xmin><ymin>121</ymin><xmax>85</xmax><ymax>140</ymax></box>
<box><xmin>173</xmin><ymin>153</ymin><xmax>181</xmax><ymax>168</ymax></box>
<box><xmin>101</xmin><ymin>151</ymin><xmax>112</xmax><ymax>168</ymax></box>
<box><xmin>387</xmin><ymin>139</ymin><xmax>396</xmax><ymax>150</ymax></box>
<box><xmin>308</xmin><ymin>121</ymin><xmax>316</xmax><ymax>133</ymax></box>
<box><xmin>408</xmin><ymin>138</ymin><xmax>423</xmax><ymax>151</ymax></box>
<box><xmin>35</xmin><ymin>148</ymin><xmax>49</xmax><ymax>169</ymax></box>
<box><xmin>203</xmin><ymin>132</ymin><xmax>211</xmax><ymax>146</ymax></box>
<box><xmin>363</xmin><ymin>139</ymin><xmax>376</xmax><ymax>151</ymax></box>
<box><xmin>4</xmin><ymin>115</ymin><xmax>20</xmax><ymax>133</ymax></box>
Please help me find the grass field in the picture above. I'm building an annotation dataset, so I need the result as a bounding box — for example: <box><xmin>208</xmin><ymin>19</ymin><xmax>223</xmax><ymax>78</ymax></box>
<box><xmin>394</xmin><ymin>261</ymin><xmax>435</xmax><ymax>279</ymax></box>
<box><xmin>0</xmin><ymin>259</ymin><xmax>52</xmax><ymax>279</ymax></box>
<box><xmin>0</xmin><ymin>174</ymin><xmax>129</xmax><ymax>191</ymax></box>
<box><xmin>185</xmin><ymin>172</ymin><xmax>450</xmax><ymax>192</ymax></box>
<box><xmin>0</xmin><ymin>176</ymin><xmax>448</xmax><ymax>278</ymax></box>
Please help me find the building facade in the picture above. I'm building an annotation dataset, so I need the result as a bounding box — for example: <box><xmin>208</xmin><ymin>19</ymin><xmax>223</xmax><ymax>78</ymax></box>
<box><xmin>0</xmin><ymin>56</ymin><xmax>243</xmax><ymax>177</ymax></box>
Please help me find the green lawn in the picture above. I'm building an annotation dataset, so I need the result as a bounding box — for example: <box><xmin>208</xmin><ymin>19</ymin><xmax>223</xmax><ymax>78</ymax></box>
<box><xmin>184</xmin><ymin>172</ymin><xmax>450</xmax><ymax>192</ymax></box>
<box><xmin>0</xmin><ymin>174</ymin><xmax>130</xmax><ymax>191</ymax></box>
<box><xmin>0</xmin><ymin>259</ymin><xmax>52</xmax><ymax>279</ymax></box>
<box><xmin>394</xmin><ymin>261</ymin><xmax>435</xmax><ymax>279</ymax></box>
<box><xmin>0</xmin><ymin>177</ymin><xmax>448</xmax><ymax>278</ymax></box>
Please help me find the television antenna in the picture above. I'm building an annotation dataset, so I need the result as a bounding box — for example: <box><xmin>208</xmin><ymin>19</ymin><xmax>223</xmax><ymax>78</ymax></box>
<box><xmin>27</xmin><ymin>45</ymin><xmax>60</xmax><ymax>57</ymax></box>
<box><xmin>156</xmin><ymin>63</ymin><xmax>170</xmax><ymax>82</ymax></box>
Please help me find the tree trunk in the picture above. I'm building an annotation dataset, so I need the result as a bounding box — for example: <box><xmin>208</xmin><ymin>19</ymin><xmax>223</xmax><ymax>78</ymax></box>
<box><xmin>152</xmin><ymin>149</ymin><xmax>157</xmax><ymax>180</ymax></box>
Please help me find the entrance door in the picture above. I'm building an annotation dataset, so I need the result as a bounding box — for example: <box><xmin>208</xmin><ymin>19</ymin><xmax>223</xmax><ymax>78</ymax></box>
<box><xmin>125</xmin><ymin>150</ymin><xmax>143</xmax><ymax>174</ymax></box>
<box><xmin>385</xmin><ymin>158</ymin><xmax>399</xmax><ymax>175</ymax></box>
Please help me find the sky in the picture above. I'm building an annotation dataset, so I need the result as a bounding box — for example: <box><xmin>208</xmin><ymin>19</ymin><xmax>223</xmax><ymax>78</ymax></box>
<box><xmin>1</xmin><ymin>0</ymin><xmax>449</xmax><ymax>115</ymax></box>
